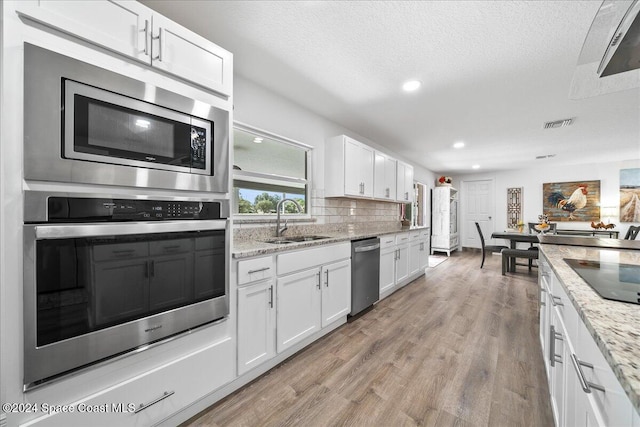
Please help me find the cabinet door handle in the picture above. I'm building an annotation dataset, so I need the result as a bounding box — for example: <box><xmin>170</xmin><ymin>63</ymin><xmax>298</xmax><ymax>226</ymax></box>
<box><xmin>145</xmin><ymin>260</ymin><xmax>150</xmax><ymax>278</ymax></box>
<box><xmin>134</xmin><ymin>390</ymin><xmax>175</xmax><ymax>414</ymax></box>
<box><xmin>325</xmin><ymin>269</ymin><xmax>329</xmax><ymax>287</ymax></box>
<box><xmin>550</xmin><ymin>295</ymin><xmax>564</xmax><ymax>307</ymax></box>
<box><xmin>269</xmin><ymin>285</ymin><xmax>274</xmax><ymax>308</ymax></box>
<box><xmin>549</xmin><ymin>325</ymin><xmax>563</xmax><ymax>367</ymax></box>
<box><xmin>570</xmin><ymin>354</ymin><xmax>606</xmax><ymax>394</ymax></box>
<box><xmin>143</xmin><ymin>19</ymin><xmax>149</xmax><ymax>55</ymax></box>
<box><xmin>248</xmin><ymin>267</ymin><xmax>271</xmax><ymax>274</ymax></box>
<box><xmin>316</xmin><ymin>272</ymin><xmax>321</xmax><ymax>289</ymax></box>
<box><xmin>386</xmin><ymin>188</ymin><xmax>389</xmax><ymax>198</ymax></box>
<box><xmin>153</xmin><ymin>27</ymin><xmax>163</xmax><ymax>62</ymax></box>
<box><xmin>149</xmin><ymin>260</ymin><xmax>155</xmax><ymax>277</ymax></box>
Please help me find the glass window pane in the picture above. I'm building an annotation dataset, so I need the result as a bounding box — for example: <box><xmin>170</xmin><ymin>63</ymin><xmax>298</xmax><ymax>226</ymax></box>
<box><xmin>233</xmin><ymin>128</ymin><xmax>306</xmax><ymax>180</ymax></box>
<box><xmin>234</xmin><ymin>181</ymin><xmax>306</xmax><ymax>214</ymax></box>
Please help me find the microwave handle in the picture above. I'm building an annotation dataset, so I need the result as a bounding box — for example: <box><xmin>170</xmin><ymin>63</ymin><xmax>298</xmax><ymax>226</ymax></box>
<box><xmin>33</xmin><ymin>219</ymin><xmax>227</xmax><ymax>239</ymax></box>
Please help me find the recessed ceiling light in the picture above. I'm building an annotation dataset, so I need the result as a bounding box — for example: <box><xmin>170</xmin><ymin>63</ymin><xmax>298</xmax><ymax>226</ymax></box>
<box><xmin>453</xmin><ymin>141</ymin><xmax>465</xmax><ymax>149</ymax></box>
<box><xmin>402</xmin><ymin>80</ymin><xmax>421</xmax><ymax>92</ymax></box>
<box><xmin>253</xmin><ymin>137</ymin><xmax>263</xmax><ymax>144</ymax></box>
<box><xmin>472</xmin><ymin>164</ymin><xmax>480</xmax><ymax>169</ymax></box>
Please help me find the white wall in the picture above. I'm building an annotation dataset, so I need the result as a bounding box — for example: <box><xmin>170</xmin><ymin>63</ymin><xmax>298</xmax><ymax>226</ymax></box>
<box><xmin>454</xmin><ymin>159</ymin><xmax>640</xmax><ymax>246</ymax></box>
<box><xmin>233</xmin><ymin>75</ymin><xmax>436</xmax><ymax>213</ymax></box>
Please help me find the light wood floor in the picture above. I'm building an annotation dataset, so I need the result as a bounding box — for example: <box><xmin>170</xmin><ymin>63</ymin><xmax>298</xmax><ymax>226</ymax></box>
<box><xmin>183</xmin><ymin>250</ymin><xmax>553</xmax><ymax>427</ymax></box>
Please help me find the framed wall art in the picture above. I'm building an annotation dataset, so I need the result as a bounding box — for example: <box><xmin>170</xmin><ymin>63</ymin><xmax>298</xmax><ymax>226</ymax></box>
<box><xmin>507</xmin><ymin>187</ymin><xmax>522</xmax><ymax>228</ymax></box>
<box><xmin>543</xmin><ymin>180</ymin><xmax>600</xmax><ymax>222</ymax></box>
<box><xmin>620</xmin><ymin>168</ymin><xmax>640</xmax><ymax>222</ymax></box>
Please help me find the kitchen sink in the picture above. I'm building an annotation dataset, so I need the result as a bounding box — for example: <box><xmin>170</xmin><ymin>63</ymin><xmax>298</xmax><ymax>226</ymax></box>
<box><xmin>263</xmin><ymin>235</ymin><xmax>330</xmax><ymax>244</ymax></box>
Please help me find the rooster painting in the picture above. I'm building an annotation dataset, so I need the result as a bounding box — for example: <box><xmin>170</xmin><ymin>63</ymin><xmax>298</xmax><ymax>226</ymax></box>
<box><xmin>548</xmin><ymin>185</ymin><xmax>588</xmax><ymax>220</ymax></box>
<box><xmin>543</xmin><ymin>181</ymin><xmax>601</xmax><ymax>222</ymax></box>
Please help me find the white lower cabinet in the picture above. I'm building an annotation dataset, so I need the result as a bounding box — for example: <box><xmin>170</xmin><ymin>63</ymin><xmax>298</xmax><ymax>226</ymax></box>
<box><xmin>25</xmin><ymin>338</ymin><xmax>234</xmax><ymax>427</ymax></box>
<box><xmin>379</xmin><ymin>230</ymin><xmax>428</xmax><ymax>299</ymax></box>
<box><xmin>320</xmin><ymin>259</ymin><xmax>351</xmax><ymax>327</ymax></box>
<box><xmin>395</xmin><ymin>233</ymin><xmax>410</xmax><ymax>285</ymax></box>
<box><xmin>409</xmin><ymin>229</ymin><xmax>429</xmax><ymax>277</ymax></box>
<box><xmin>539</xmin><ymin>253</ymin><xmax>636</xmax><ymax>427</ymax></box>
<box><xmin>237</xmin><ymin>279</ymin><xmax>275</xmax><ymax>375</ymax></box>
<box><xmin>379</xmin><ymin>235</ymin><xmax>397</xmax><ymax>295</ymax></box>
<box><xmin>276</xmin><ymin>268</ymin><xmax>323</xmax><ymax>353</ymax></box>
<box><xmin>275</xmin><ymin>243</ymin><xmax>351</xmax><ymax>353</ymax></box>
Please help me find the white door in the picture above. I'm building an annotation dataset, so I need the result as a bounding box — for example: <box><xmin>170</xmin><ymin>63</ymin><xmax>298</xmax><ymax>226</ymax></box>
<box><xmin>462</xmin><ymin>179</ymin><xmax>494</xmax><ymax>248</ymax></box>
<box><xmin>276</xmin><ymin>268</ymin><xmax>321</xmax><ymax>353</ymax></box>
<box><xmin>320</xmin><ymin>259</ymin><xmax>351</xmax><ymax>327</ymax></box>
<box><xmin>237</xmin><ymin>280</ymin><xmax>275</xmax><ymax>375</ymax></box>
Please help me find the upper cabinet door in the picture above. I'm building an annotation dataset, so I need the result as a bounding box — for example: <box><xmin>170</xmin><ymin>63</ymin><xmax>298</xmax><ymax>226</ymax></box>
<box><xmin>396</xmin><ymin>161</ymin><xmax>414</xmax><ymax>203</ymax></box>
<box><xmin>374</xmin><ymin>152</ymin><xmax>397</xmax><ymax>200</ymax></box>
<box><xmin>16</xmin><ymin>1</ymin><xmax>233</xmax><ymax>96</ymax></box>
<box><xmin>343</xmin><ymin>137</ymin><xmax>374</xmax><ymax>198</ymax></box>
<box><xmin>17</xmin><ymin>0</ymin><xmax>152</xmax><ymax>63</ymax></box>
<box><xmin>151</xmin><ymin>14</ymin><xmax>233</xmax><ymax>97</ymax></box>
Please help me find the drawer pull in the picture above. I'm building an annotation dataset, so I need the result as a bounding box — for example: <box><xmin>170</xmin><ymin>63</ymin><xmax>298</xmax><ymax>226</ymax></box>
<box><xmin>571</xmin><ymin>354</ymin><xmax>606</xmax><ymax>394</ymax></box>
<box><xmin>163</xmin><ymin>245</ymin><xmax>181</xmax><ymax>251</ymax></box>
<box><xmin>248</xmin><ymin>267</ymin><xmax>271</xmax><ymax>274</ymax></box>
<box><xmin>112</xmin><ymin>249</ymin><xmax>136</xmax><ymax>256</ymax></box>
<box><xmin>134</xmin><ymin>390</ymin><xmax>175</xmax><ymax>414</ymax></box>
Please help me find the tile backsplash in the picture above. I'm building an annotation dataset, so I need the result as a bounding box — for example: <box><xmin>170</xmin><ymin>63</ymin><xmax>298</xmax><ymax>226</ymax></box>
<box><xmin>233</xmin><ymin>189</ymin><xmax>403</xmax><ymax>241</ymax></box>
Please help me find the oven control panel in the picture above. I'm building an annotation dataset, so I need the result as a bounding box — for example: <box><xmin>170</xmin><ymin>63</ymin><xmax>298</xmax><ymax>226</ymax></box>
<box><xmin>47</xmin><ymin>197</ymin><xmax>223</xmax><ymax>222</ymax></box>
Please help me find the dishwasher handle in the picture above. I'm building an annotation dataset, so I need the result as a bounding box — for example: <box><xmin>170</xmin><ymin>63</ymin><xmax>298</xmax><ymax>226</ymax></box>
<box><xmin>354</xmin><ymin>243</ymin><xmax>380</xmax><ymax>253</ymax></box>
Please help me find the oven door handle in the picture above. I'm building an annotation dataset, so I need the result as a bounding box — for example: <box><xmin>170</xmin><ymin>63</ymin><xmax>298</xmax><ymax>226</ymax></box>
<box><xmin>33</xmin><ymin>220</ymin><xmax>228</xmax><ymax>239</ymax></box>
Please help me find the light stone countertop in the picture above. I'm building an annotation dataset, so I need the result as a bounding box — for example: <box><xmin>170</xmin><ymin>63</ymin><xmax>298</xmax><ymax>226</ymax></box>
<box><xmin>232</xmin><ymin>225</ymin><xmax>429</xmax><ymax>259</ymax></box>
<box><xmin>539</xmin><ymin>244</ymin><xmax>640</xmax><ymax>414</ymax></box>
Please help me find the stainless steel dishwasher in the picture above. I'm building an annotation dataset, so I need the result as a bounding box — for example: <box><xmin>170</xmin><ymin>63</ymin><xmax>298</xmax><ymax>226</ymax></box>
<box><xmin>350</xmin><ymin>237</ymin><xmax>380</xmax><ymax>316</ymax></box>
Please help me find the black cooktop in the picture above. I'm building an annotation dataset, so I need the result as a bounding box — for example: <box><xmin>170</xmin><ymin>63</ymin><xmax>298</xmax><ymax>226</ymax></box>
<box><xmin>564</xmin><ymin>259</ymin><xmax>640</xmax><ymax>305</ymax></box>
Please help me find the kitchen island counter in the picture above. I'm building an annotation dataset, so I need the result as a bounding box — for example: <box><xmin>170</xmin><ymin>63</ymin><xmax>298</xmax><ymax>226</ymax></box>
<box><xmin>539</xmin><ymin>243</ymin><xmax>640</xmax><ymax>414</ymax></box>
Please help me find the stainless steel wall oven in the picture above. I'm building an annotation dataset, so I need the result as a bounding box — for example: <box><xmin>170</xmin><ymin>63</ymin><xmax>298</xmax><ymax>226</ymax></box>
<box><xmin>23</xmin><ymin>192</ymin><xmax>230</xmax><ymax>389</ymax></box>
<box><xmin>23</xmin><ymin>43</ymin><xmax>229</xmax><ymax>193</ymax></box>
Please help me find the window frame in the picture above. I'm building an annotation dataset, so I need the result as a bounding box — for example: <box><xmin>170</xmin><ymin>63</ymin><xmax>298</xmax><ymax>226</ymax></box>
<box><xmin>232</xmin><ymin>122</ymin><xmax>312</xmax><ymax>219</ymax></box>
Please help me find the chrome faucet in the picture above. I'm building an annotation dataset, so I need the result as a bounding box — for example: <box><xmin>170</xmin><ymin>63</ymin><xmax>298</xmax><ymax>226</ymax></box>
<box><xmin>276</xmin><ymin>198</ymin><xmax>302</xmax><ymax>237</ymax></box>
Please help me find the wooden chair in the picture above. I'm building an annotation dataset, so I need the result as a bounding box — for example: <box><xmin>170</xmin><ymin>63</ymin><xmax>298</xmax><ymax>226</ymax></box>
<box><xmin>624</xmin><ymin>225</ymin><xmax>640</xmax><ymax>240</ymax></box>
<box><xmin>475</xmin><ymin>222</ymin><xmax>508</xmax><ymax>269</ymax></box>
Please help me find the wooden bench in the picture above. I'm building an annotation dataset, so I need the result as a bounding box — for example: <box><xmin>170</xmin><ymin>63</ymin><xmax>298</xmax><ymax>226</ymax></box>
<box><xmin>501</xmin><ymin>248</ymin><xmax>539</xmax><ymax>275</ymax></box>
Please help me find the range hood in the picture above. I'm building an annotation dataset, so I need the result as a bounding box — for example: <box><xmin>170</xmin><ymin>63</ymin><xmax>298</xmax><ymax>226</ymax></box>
<box><xmin>570</xmin><ymin>0</ymin><xmax>640</xmax><ymax>99</ymax></box>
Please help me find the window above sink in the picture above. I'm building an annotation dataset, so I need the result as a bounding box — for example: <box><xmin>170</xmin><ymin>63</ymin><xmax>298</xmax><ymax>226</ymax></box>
<box><xmin>233</xmin><ymin>123</ymin><xmax>312</xmax><ymax>218</ymax></box>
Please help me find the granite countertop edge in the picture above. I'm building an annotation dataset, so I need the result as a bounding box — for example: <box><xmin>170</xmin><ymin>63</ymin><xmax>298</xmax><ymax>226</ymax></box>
<box><xmin>539</xmin><ymin>243</ymin><xmax>640</xmax><ymax>414</ymax></box>
<box><xmin>232</xmin><ymin>227</ymin><xmax>426</xmax><ymax>259</ymax></box>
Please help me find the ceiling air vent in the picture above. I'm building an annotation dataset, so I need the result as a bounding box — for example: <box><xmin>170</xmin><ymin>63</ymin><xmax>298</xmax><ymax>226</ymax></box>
<box><xmin>543</xmin><ymin>118</ymin><xmax>573</xmax><ymax>129</ymax></box>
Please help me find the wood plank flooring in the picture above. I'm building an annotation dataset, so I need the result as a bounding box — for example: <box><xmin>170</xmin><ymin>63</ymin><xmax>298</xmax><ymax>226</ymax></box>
<box><xmin>183</xmin><ymin>250</ymin><xmax>553</xmax><ymax>427</ymax></box>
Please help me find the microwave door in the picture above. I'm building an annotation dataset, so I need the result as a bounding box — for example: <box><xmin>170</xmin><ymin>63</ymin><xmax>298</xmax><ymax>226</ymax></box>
<box><xmin>64</xmin><ymin>80</ymin><xmax>211</xmax><ymax>176</ymax></box>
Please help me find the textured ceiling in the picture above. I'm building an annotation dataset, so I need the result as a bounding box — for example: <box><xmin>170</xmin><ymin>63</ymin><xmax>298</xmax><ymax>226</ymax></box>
<box><xmin>142</xmin><ymin>0</ymin><xmax>640</xmax><ymax>175</ymax></box>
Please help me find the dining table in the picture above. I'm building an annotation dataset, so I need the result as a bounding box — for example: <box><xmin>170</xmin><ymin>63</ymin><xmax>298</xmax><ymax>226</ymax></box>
<box><xmin>491</xmin><ymin>231</ymin><xmax>540</xmax><ymax>248</ymax></box>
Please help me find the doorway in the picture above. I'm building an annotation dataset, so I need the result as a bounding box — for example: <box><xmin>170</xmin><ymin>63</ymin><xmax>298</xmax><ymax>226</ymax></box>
<box><xmin>461</xmin><ymin>179</ymin><xmax>495</xmax><ymax>248</ymax></box>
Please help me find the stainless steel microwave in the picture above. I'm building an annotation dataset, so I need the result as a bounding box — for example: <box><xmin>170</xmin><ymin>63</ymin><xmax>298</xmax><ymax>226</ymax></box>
<box><xmin>23</xmin><ymin>43</ymin><xmax>229</xmax><ymax>193</ymax></box>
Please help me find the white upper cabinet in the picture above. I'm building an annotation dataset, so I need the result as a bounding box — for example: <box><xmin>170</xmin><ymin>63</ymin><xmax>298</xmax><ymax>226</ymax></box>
<box><xmin>396</xmin><ymin>161</ymin><xmax>414</xmax><ymax>203</ymax></box>
<box><xmin>150</xmin><ymin>13</ymin><xmax>232</xmax><ymax>96</ymax></box>
<box><xmin>17</xmin><ymin>1</ymin><xmax>151</xmax><ymax>62</ymax></box>
<box><xmin>325</xmin><ymin>135</ymin><xmax>374</xmax><ymax>198</ymax></box>
<box><xmin>327</xmin><ymin>135</ymin><xmax>413</xmax><ymax>202</ymax></box>
<box><xmin>16</xmin><ymin>0</ymin><xmax>232</xmax><ymax>96</ymax></box>
<box><xmin>374</xmin><ymin>151</ymin><xmax>397</xmax><ymax>201</ymax></box>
